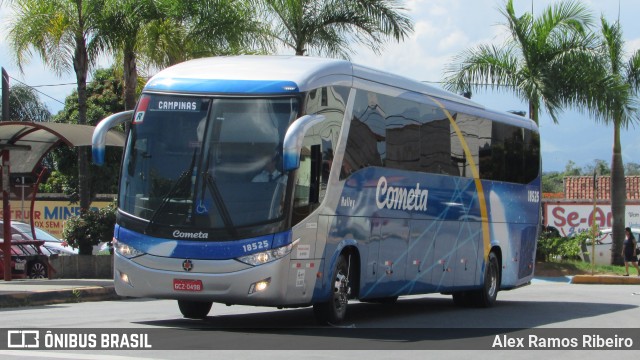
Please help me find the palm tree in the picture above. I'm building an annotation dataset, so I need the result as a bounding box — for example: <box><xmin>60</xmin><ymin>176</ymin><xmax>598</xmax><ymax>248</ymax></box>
<box><xmin>258</xmin><ymin>0</ymin><xmax>413</xmax><ymax>59</ymax></box>
<box><xmin>589</xmin><ymin>18</ymin><xmax>640</xmax><ymax>265</ymax></box>
<box><xmin>442</xmin><ymin>0</ymin><xmax>596</xmax><ymax>125</ymax></box>
<box><xmin>96</xmin><ymin>0</ymin><xmax>159</xmax><ymax>111</ymax></box>
<box><xmin>6</xmin><ymin>0</ymin><xmax>104</xmax><ymax>211</ymax></box>
<box><xmin>139</xmin><ymin>0</ymin><xmax>270</xmax><ymax>70</ymax></box>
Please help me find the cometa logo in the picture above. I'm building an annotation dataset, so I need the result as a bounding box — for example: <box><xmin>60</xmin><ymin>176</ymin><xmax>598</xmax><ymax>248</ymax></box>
<box><xmin>172</xmin><ymin>230</ymin><xmax>209</xmax><ymax>239</ymax></box>
<box><xmin>375</xmin><ymin>176</ymin><xmax>429</xmax><ymax>212</ymax></box>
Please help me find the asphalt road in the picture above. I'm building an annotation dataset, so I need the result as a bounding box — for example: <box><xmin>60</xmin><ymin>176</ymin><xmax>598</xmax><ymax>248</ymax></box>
<box><xmin>0</xmin><ymin>279</ymin><xmax>639</xmax><ymax>359</ymax></box>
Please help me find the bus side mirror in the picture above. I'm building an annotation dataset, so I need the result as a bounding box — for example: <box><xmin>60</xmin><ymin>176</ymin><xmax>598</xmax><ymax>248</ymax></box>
<box><xmin>282</xmin><ymin>114</ymin><xmax>325</xmax><ymax>171</ymax></box>
<box><xmin>92</xmin><ymin>110</ymin><xmax>134</xmax><ymax>165</ymax></box>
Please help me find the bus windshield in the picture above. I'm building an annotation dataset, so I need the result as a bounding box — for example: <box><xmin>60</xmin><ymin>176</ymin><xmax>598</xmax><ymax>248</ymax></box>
<box><xmin>119</xmin><ymin>94</ymin><xmax>299</xmax><ymax>234</ymax></box>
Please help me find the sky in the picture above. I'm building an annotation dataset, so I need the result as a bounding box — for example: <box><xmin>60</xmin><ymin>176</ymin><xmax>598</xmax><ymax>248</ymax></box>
<box><xmin>1</xmin><ymin>0</ymin><xmax>640</xmax><ymax>173</ymax></box>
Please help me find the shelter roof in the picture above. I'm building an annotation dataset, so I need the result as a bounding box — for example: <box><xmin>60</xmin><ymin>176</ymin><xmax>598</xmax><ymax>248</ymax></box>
<box><xmin>0</xmin><ymin>121</ymin><xmax>125</xmax><ymax>174</ymax></box>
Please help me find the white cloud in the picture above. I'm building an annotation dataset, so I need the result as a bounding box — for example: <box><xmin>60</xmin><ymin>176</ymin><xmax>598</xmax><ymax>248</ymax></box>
<box><xmin>625</xmin><ymin>37</ymin><xmax>640</xmax><ymax>55</ymax></box>
<box><xmin>437</xmin><ymin>30</ymin><xmax>469</xmax><ymax>52</ymax></box>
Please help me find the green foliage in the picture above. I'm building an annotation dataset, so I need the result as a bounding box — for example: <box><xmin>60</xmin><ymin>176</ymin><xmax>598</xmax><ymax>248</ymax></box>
<box><xmin>564</xmin><ymin>160</ymin><xmax>582</xmax><ymax>176</ymax></box>
<box><xmin>540</xmin><ymin>159</ymin><xmax>640</xmax><ymax>194</ymax></box>
<box><xmin>39</xmin><ymin>67</ymin><xmax>124</xmax><ymax>198</ymax></box>
<box><xmin>62</xmin><ymin>202</ymin><xmax>117</xmax><ymax>255</ymax></box>
<box><xmin>537</xmin><ymin>228</ymin><xmax>587</xmax><ymax>262</ymax></box>
<box><xmin>443</xmin><ymin>0</ymin><xmax>596</xmax><ymax>125</ymax></box>
<box><xmin>625</xmin><ymin>162</ymin><xmax>640</xmax><ymax>175</ymax></box>
<box><xmin>138</xmin><ymin>0</ymin><xmax>271</xmax><ymax>69</ymax></box>
<box><xmin>582</xmin><ymin>159</ymin><xmax>611</xmax><ymax>176</ymax></box>
<box><xmin>258</xmin><ymin>0</ymin><xmax>413</xmax><ymax>59</ymax></box>
<box><xmin>53</xmin><ymin>67</ymin><xmax>125</xmax><ymax>126</ymax></box>
<box><xmin>541</xmin><ymin>171</ymin><xmax>564</xmax><ymax>193</ymax></box>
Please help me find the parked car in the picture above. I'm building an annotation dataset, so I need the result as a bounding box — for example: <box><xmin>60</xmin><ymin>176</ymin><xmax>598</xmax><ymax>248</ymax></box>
<box><xmin>0</xmin><ymin>240</ymin><xmax>50</xmax><ymax>279</ymax></box>
<box><xmin>581</xmin><ymin>227</ymin><xmax>640</xmax><ymax>265</ymax></box>
<box><xmin>15</xmin><ymin>222</ymin><xmax>79</xmax><ymax>256</ymax></box>
<box><xmin>2</xmin><ymin>221</ymin><xmax>78</xmax><ymax>256</ymax></box>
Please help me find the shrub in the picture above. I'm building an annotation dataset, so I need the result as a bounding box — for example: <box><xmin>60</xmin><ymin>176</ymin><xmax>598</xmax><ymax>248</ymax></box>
<box><xmin>63</xmin><ymin>202</ymin><xmax>117</xmax><ymax>255</ymax></box>
<box><xmin>537</xmin><ymin>228</ymin><xmax>588</xmax><ymax>262</ymax></box>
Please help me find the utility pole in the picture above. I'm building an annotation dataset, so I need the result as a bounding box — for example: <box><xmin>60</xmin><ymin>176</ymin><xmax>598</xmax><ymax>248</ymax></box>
<box><xmin>1</xmin><ymin>68</ymin><xmax>7</xmax><ymax>121</ymax></box>
<box><xmin>1</xmin><ymin>68</ymin><xmax>11</xmax><ymax>281</ymax></box>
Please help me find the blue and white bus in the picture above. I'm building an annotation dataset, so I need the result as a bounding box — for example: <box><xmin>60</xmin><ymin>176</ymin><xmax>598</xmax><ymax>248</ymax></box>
<box><xmin>93</xmin><ymin>55</ymin><xmax>540</xmax><ymax>324</ymax></box>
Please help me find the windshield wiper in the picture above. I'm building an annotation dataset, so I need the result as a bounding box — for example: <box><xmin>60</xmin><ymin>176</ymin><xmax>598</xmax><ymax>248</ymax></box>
<box><xmin>145</xmin><ymin>150</ymin><xmax>197</xmax><ymax>233</ymax></box>
<box><xmin>199</xmin><ymin>152</ymin><xmax>237</xmax><ymax>238</ymax></box>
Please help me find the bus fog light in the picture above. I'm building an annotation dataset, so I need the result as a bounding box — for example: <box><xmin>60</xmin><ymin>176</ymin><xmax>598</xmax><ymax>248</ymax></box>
<box><xmin>119</xmin><ymin>271</ymin><xmax>131</xmax><ymax>286</ymax></box>
<box><xmin>248</xmin><ymin>278</ymin><xmax>271</xmax><ymax>294</ymax></box>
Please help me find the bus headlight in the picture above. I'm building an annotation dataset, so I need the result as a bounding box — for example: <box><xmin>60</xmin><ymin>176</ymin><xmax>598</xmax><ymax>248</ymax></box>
<box><xmin>114</xmin><ymin>240</ymin><xmax>145</xmax><ymax>259</ymax></box>
<box><xmin>236</xmin><ymin>243</ymin><xmax>293</xmax><ymax>266</ymax></box>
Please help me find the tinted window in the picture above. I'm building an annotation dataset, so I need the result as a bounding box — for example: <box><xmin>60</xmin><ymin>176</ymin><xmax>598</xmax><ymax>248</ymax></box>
<box><xmin>479</xmin><ymin>121</ymin><xmax>540</xmax><ymax>184</ymax></box>
<box><xmin>341</xmin><ymin>90</ymin><xmax>540</xmax><ymax>184</ymax></box>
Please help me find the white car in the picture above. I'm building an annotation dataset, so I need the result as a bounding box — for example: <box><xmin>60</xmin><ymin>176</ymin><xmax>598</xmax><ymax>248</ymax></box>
<box><xmin>583</xmin><ymin>227</ymin><xmax>640</xmax><ymax>265</ymax></box>
<box><xmin>9</xmin><ymin>221</ymin><xmax>78</xmax><ymax>256</ymax></box>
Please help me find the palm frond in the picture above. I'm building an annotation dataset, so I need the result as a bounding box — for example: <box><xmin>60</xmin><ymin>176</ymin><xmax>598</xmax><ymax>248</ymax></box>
<box><xmin>259</xmin><ymin>0</ymin><xmax>413</xmax><ymax>58</ymax></box>
<box><xmin>626</xmin><ymin>49</ymin><xmax>640</xmax><ymax>92</ymax></box>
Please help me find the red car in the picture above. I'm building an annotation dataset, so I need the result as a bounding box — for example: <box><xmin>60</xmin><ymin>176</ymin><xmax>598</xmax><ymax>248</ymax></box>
<box><xmin>0</xmin><ymin>240</ymin><xmax>50</xmax><ymax>279</ymax></box>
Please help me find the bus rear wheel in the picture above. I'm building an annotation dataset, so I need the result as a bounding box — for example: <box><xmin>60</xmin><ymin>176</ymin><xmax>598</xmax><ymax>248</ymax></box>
<box><xmin>474</xmin><ymin>252</ymin><xmax>500</xmax><ymax>307</ymax></box>
<box><xmin>313</xmin><ymin>254</ymin><xmax>351</xmax><ymax>325</ymax></box>
<box><xmin>451</xmin><ymin>252</ymin><xmax>500</xmax><ymax>308</ymax></box>
<box><xmin>178</xmin><ymin>300</ymin><xmax>213</xmax><ymax>319</ymax></box>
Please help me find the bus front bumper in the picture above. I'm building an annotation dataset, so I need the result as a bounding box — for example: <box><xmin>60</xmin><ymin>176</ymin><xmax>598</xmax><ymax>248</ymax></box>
<box><xmin>113</xmin><ymin>252</ymin><xmax>295</xmax><ymax>306</ymax></box>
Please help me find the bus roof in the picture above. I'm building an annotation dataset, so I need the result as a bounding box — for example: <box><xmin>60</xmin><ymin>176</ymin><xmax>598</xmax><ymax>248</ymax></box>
<box><xmin>145</xmin><ymin>56</ymin><xmax>470</xmax><ymax>101</ymax></box>
<box><xmin>144</xmin><ymin>55</ymin><xmax>534</xmax><ymax>130</ymax></box>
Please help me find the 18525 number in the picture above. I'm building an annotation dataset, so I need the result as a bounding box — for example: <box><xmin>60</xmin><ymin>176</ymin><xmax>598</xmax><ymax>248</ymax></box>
<box><xmin>242</xmin><ymin>240</ymin><xmax>269</xmax><ymax>253</ymax></box>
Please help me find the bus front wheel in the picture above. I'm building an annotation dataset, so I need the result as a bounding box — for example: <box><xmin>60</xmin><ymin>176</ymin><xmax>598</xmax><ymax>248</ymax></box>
<box><xmin>178</xmin><ymin>300</ymin><xmax>213</xmax><ymax>319</ymax></box>
<box><xmin>313</xmin><ymin>254</ymin><xmax>351</xmax><ymax>325</ymax></box>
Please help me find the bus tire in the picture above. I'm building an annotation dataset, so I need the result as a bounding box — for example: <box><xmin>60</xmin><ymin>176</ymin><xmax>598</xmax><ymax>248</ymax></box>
<box><xmin>473</xmin><ymin>252</ymin><xmax>500</xmax><ymax>307</ymax></box>
<box><xmin>313</xmin><ymin>254</ymin><xmax>351</xmax><ymax>325</ymax></box>
<box><xmin>178</xmin><ymin>300</ymin><xmax>213</xmax><ymax>319</ymax></box>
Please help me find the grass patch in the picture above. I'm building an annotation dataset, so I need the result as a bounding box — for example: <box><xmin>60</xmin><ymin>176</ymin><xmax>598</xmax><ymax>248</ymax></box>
<box><xmin>537</xmin><ymin>260</ymin><xmax>631</xmax><ymax>276</ymax></box>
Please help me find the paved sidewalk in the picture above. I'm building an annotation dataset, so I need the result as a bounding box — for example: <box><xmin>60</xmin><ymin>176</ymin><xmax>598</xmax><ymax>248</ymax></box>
<box><xmin>0</xmin><ymin>274</ymin><xmax>638</xmax><ymax>309</ymax></box>
<box><xmin>0</xmin><ymin>279</ymin><xmax>117</xmax><ymax>308</ymax></box>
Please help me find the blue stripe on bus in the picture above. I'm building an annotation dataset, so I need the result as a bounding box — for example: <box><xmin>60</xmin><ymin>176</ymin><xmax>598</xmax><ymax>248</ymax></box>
<box><xmin>144</xmin><ymin>78</ymin><xmax>300</xmax><ymax>94</ymax></box>
<box><xmin>114</xmin><ymin>225</ymin><xmax>293</xmax><ymax>260</ymax></box>
<box><xmin>312</xmin><ymin>168</ymin><xmax>540</xmax><ymax>300</ymax></box>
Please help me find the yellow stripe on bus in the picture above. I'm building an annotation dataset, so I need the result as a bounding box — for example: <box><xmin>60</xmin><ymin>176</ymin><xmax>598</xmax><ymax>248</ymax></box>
<box><xmin>429</xmin><ymin>97</ymin><xmax>491</xmax><ymax>258</ymax></box>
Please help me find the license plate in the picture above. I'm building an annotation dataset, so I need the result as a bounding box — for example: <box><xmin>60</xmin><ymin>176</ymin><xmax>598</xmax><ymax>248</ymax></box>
<box><xmin>14</xmin><ymin>262</ymin><xmax>25</xmax><ymax>271</ymax></box>
<box><xmin>173</xmin><ymin>279</ymin><xmax>203</xmax><ymax>292</ymax></box>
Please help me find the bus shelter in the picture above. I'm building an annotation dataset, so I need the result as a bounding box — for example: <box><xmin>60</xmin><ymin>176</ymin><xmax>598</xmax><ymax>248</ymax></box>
<box><xmin>0</xmin><ymin>121</ymin><xmax>125</xmax><ymax>280</ymax></box>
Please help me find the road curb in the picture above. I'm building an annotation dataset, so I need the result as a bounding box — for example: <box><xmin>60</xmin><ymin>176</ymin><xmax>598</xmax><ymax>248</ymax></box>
<box><xmin>0</xmin><ymin>286</ymin><xmax>120</xmax><ymax>308</ymax></box>
<box><xmin>571</xmin><ymin>274</ymin><xmax>640</xmax><ymax>285</ymax></box>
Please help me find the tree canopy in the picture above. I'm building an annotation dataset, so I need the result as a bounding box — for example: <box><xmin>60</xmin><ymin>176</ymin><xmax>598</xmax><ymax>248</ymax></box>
<box><xmin>443</xmin><ymin>0</ymin><xmax>597</xmax><ymax>124</ymax></box>
<box><xmin>40</xmin><ymin>68</ymin><xmax>124</xmax><ymax>197</ymax></box>
<box><xmin>259</xmin><ymin>0</ymin><xmax>413</xmax><ymax>59</ymax></box>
